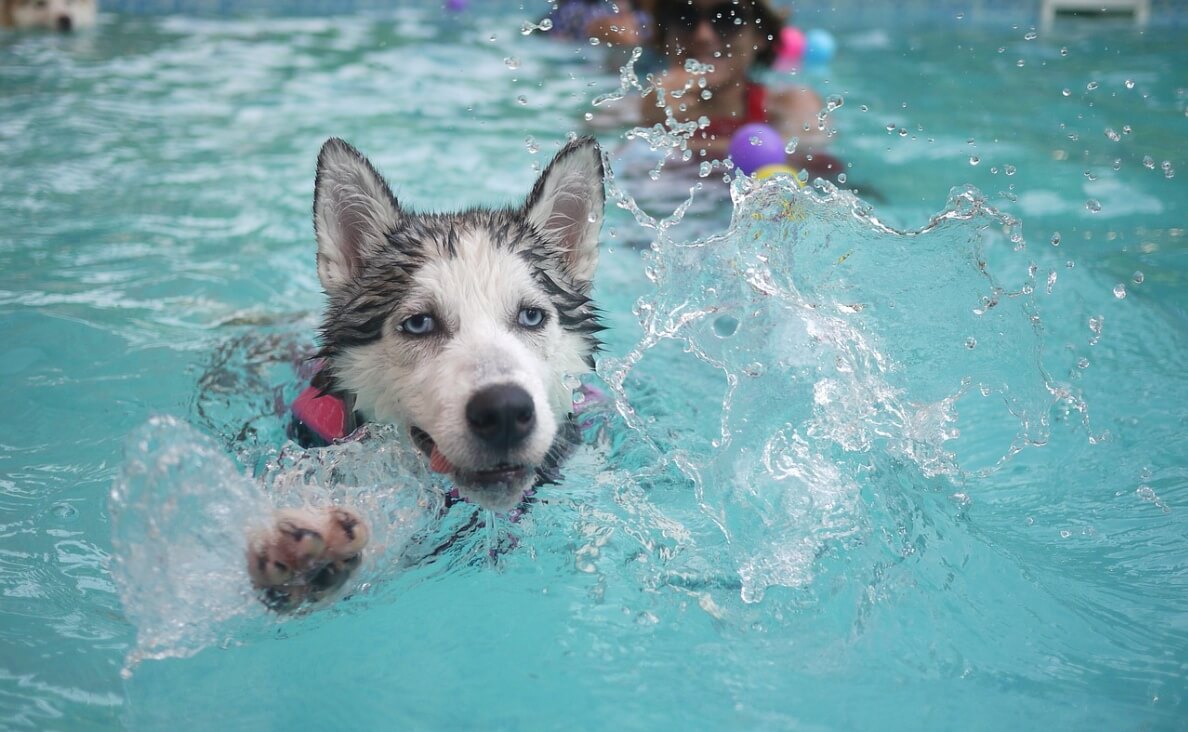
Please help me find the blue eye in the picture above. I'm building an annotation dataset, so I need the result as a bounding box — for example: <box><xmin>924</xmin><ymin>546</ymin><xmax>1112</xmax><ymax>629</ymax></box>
<box><xmin>400</xmin><ymin>313</ymin><xmax>436</xmax><ymax>335</ymax></box>
<box><xmin>517</xmin><ymin>307</ymin><xmax>545</xmax><ymax>329</ymax></box>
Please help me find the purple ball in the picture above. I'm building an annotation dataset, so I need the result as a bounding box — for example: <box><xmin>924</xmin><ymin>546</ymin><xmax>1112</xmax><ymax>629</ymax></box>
<box><xmin>729</xmin><ymin>124</ymin><xmax>785</xmax><ymax>175</ymax></box>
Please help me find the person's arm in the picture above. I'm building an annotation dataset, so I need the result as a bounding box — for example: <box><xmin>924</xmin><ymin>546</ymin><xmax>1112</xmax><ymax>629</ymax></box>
<box><xmin>767</xmin><ymin>86</ymin><xmax>831</xmax><ymax>157</ymax></box>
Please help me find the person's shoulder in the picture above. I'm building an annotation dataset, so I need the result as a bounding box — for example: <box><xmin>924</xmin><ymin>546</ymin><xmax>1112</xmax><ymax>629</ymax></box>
<box><xmin>765</xmin><ymin>84</ymin><xmax>824</xmax><ymax>120</ymax></box>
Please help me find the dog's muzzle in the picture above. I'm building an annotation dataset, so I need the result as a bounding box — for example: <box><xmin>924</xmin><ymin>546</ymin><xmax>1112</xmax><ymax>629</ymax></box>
<box><xmin>410</xmin><ymin>383</ymin><xmax>538</xmax><ymax>474</ymax></box>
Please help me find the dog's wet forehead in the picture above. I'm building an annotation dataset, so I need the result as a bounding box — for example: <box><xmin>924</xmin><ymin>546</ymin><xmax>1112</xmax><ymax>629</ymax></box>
<box><xmin>403</xmin><ymin>224</ymin><xmax>547</xmax><ymax>321</ymax></box>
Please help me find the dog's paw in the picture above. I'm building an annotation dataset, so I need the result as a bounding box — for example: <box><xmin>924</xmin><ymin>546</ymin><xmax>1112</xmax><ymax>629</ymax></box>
<box><xmin>246</xmin><ymin>507</ymin><xmax>369</xmax><ymax>612</ymax></box>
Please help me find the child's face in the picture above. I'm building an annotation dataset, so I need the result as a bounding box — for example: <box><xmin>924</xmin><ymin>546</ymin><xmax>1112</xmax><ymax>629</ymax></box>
<box><xmin>662</xmin><ymin>0</ymin><xmax>761</xmax><ymax>85</ymax></box>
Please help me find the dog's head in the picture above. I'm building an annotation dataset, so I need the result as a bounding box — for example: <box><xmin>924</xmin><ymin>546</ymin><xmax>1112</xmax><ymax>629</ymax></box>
<box><xmin>2</xmin><ymin>0</ymin><xmax>97</xmax><ymax>31</ymax></box>
<box><xmin>311</xmin><ymin>136</ymin><xmax>605</xmax><ymax>511</ymax></box>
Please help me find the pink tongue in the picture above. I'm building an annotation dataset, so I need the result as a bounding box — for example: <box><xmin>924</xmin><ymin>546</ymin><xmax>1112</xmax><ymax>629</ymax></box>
<box><xmin>429</xmin><ymin>445</ymin><xmax>455</xmax><ymax>474</ymax></box>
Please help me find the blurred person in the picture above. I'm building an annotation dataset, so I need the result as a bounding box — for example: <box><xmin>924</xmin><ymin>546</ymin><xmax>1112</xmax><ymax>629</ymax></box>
<box><xmin>642</xmin><ymin>0</ymin><xmax>841</xmax><ymax>179</ymax></box>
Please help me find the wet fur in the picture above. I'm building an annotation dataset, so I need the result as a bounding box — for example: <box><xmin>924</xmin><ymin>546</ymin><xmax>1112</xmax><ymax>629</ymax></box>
<box><xmin>248</xmin><ymin>136</ymin><xmax>606</xmax><ymax>610</ymax></box>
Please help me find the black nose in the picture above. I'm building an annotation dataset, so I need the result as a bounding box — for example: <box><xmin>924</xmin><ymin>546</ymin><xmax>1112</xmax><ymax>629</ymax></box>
<box><xmin>57</xmin><ymin>15</ymin><xmax>73</xmax><ymax>31</ymax></box>
<box><xmin>466</xmin><ymin>384</ymin><xmax>536</xmax><ymax>451</ymax></box>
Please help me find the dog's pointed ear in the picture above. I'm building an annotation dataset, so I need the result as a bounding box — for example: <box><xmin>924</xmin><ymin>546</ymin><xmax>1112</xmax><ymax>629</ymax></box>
<box><xmin>313</xmin><ymin>138</ymin><xmax>402</xmax><ymax>293</ymax></box>
<box><xmin>523</xmin><ymin>137</ymin><xmax>605</xmax><ymax>288</ymax></box>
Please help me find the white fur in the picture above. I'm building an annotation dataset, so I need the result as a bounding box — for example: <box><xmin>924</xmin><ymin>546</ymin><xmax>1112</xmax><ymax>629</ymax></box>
<box><xmin>313</xmin><ymin>138</ymin><xmax>603</xmax><ymax>511</ymax></box>
<box><xmin>313</xmin><ymin>142</ymin><xmax>401</xmax><ymax>294</ymax></box>
<box><xmin>526</xmin><ymin>154</ymin><xmax>602</xmax><ymax>285</ymax></box>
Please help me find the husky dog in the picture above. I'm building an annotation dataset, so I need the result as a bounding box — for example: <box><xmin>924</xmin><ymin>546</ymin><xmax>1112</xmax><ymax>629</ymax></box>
<box><xmin>247</xmin><ymin>136</ymin><xmax>606</xmax><ymax>609</ymax></box>
<box><xmin>1</xmin><ymin>0</ymin><xmax>97</xmax><ymax>31</ymax></box>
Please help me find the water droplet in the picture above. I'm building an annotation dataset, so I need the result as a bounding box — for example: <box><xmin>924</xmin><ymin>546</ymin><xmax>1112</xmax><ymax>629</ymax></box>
<box><xmin>1132</xmin><ymin>271</ymin><xmax>1144</xmax><ymax>284</ymax></box>
<box><xmin>1122</xmin><ymin>125</ymin><xmax>1132</xmax><ymax>135</ymax></box>
<box><xmin>1060</xmin><ymin>530</ymin><xmax>1071</xmax><ymax>538</ymax></box>
<box><xmin>859</xmin><ymin>104</ymin><xmax>869</xmax><ymax>112</ymax></box>
<box><xmin>1085</xmin><ymin>199</ymin><xmax>1102</xmax><ymax>213</ymax></box>
<box><xmin>521</xmin><ymin>18</ymin><xmax>553</xmax><ymax>34</ymax></box>
<box><xmin>1105</xmin><ymin>128</ymin><xmax>1121</xmax><ymax>142</ymax></box>
<box><xmin>965</xmin><ymin>337</ymin><xmax>977</xmax><ymax>349</ymax></box>
<box><xmin>1004</xmin><ymin>164</ymin><xmax>1016</xmax><ymax>176</ymax></box>
<box><xmin>1060</xmin><ymin>46</ymin><xmax>1069</xmax><ymax>56</ymax></box>
<box><xmin>1086</xmin><ymin>81</ymin><xmax>1099</xmax><ymax>91</ymax></box>
<box><xmin>824</xmin><ymin>94</ymin><xmax>844</xmax><ymax>112</ymax></box>
<box><xmin>837</xmin><ymin>172</ymin><xmax>847</xmax><ymax>184</ymax></box>
<box><xmin>1046</xmin><ymin>270</ymin><xmax>1057</xmax><ymax>294</ymax></box>
<box><xmin>1143</xmin><ymin>155</ymin><xmax>1156</xmax><ymax>169</ymax></box>
<box><xmin>524</xmin><ymin>135</ymin><xmax>538</xmax><ymax>154</ymax></box>
<box><xmin>516</xmin><ymin>95</ymin><xmax>529</xmax><ymax>106</ymax></box>
<box><xmin>1124</xmin><ymin>79</ymin><xmax>1135</xmax><ymax>89</ymax></box>
<box><xmin>1113</xmin><ymin>283</ymin><xmax>1127</xmax><ymax>299</ymax></box>
<box><xmin>784</xmin><ymin>137</ymin><xmax>799</xmax><ymax>154</ymax></box>
<box><xmin>898</xmin><ymin>128</ymin><xmax>908</xmax><ymax>137</ymax></box>
<box><xmin>1162</xmin><ymin>161</ymin><xmax>1175</xmax><ymax>179</ymax></box>
<box><xmin>698</xmin><ymin>161</ymin><xmax>713</xmax><ymax>178</ymax></box>
<box><xmin>969</xmin><ymin>155</ymin><xmax>980</xmax><ymax>166</ymax></box>
<box><xmin>504</xmin><ymin>56</ymin><xmax>521</xmax><ymax>70</ymax></box>
<box><xmin>1050</xmin><ymin>232</ymin><xmax>1061</xmax><ymax>246</ymax></box>
<box><xmin>1024</xmin><ymin>30</ymin><xmax>1038</xmax><ymax>40</ymax></box>
<box><xmin>51</xmin><ymin>502</ymin><xmax>78</xmax><ymax>521</ymax></box>
<box><xmin>1088</xmin><ymin>315</ymin><xmax>1104</xmax><ymax>345</ymax></box>
<box><xmin>1061</xmin><ymin>88</ymin><xmax>1071</xmax><ymax>97</ymax></box>
<box><xmin>742</xmin><ymin>362</ymin><xmax>765</xmax><ymax>377</ymax></box>
<box><xmin>1016</xmin><ymin>59</ymin><xmax>1026</xmax><ymax>68</ymax></box>
<box><xmin>713</xmin><ymin>315</ymin><xmax>739</xmax><ymax>338</ymax></box>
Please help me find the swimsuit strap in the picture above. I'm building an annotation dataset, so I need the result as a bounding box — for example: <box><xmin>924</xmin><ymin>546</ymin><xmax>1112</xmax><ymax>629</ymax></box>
<box><xmin>701</xmin><ymin>81</ymin><xmax>770</xmax><ymax>140</ymax></box>
<box><xmin>745</xmin><ymin>81</ymin><xmax>768</xmax><ymax>125</ymax></box>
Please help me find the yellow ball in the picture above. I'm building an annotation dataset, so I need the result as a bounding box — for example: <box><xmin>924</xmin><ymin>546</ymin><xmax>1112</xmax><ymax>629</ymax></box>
<box><xmin>754</xmin><ymin>164</ymin><xmax>804</xmax><ymax>186</ymax></box>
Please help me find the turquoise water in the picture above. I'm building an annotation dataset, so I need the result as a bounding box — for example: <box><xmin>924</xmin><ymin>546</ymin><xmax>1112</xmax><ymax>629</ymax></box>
<box><xmin>2</xmin><ymin>4</ymin><xmax>1186</xmax><ymax>730</ymax></box>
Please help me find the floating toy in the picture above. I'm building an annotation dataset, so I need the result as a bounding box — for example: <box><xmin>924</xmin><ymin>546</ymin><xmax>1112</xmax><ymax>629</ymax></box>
<box><xmin>729</xmin><ymin>123</ymin><xmax>786</xmax><ymax>175</ymax></box>
<box><xmin>804</xmin><ymin>28</ymin><xmax>837</xmax><ymax>66</ymax></box>
<box><xmin>775</xmin><ymin>26</ymin><xmax>806</xmax><ymax>70</ymax></box>
<box><xmin>755</xmin><ymin>163</ymin><xmax>804</xmax><ymax>186</ymax></box>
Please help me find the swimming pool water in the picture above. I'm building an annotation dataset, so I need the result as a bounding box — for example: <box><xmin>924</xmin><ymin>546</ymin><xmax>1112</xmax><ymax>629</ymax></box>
<box><xmin>1</xmin><ymin>3</ymin><xmax>1186</xmax><ymax>729</ymax></box>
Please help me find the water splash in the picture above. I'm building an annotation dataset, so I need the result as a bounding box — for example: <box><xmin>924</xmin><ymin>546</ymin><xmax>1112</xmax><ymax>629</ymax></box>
<box><xmin>599</xmin><ymin>175</ymin><xmax>1058</xmax><ymax>602</ymax></box>
<box><xmin>109</xmin><ymin>416</ymin><xmax>442</xmax><ymax>674</ymax></box>
<box><xmin>110</xmin><ymin>150</ymin><xmax>1063</xmax><ymax>659</ymax></box>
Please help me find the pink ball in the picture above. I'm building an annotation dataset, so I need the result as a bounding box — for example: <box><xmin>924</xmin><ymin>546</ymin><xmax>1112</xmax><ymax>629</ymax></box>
<box><xmin>729</xmin><ymin>123</ymin><xmax>785</xmax><ymax>175</ymax></box>
<box><xmin>778</xmin><ymin>26</ymin><xmax>806</xmax><ymax>64</ymax></box>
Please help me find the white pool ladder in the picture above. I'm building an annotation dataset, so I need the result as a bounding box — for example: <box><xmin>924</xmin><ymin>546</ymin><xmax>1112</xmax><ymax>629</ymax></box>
<box><xmin>1039</xmin><ymin>0</ymin><xmax>1151</xmax><ymax>31</ymax></box>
